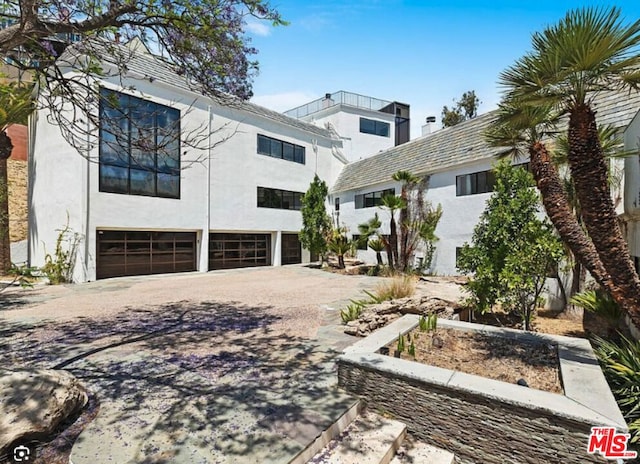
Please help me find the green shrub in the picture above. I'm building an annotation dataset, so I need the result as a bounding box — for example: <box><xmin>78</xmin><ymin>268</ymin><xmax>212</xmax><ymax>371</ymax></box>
<box><xmin>408</xmin><ymin>340</ymin><xmax>416</xmax><ymax>357</ymax></box>
<box><xmin>340</xmin><ymin>300</ymin><xmax>365</xmax><ymax>324</ymax></box>
<box><xmin>397</xmin><ymin>333</ymin><xmax>406</xmax><ymax>353</ymax></box>
<box><xmin>593</xmin><ymin>335</ymin><xmax>640</xmax><ymax>444</ymax></box>
<box><xmin>41</xmin><ymin>219</ymin><xmax>80</xmax><ymax>284</ymax></box>
<box><xmin>570</xmin><ymin>289</ymin><xmax>623</xmax><ymax>328</ymax></box>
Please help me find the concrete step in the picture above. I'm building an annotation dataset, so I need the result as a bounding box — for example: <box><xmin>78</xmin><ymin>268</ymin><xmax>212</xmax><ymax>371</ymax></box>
<box><xmin>390</xmin><ymin>435</ymin><xmax>455</xmax><ymax>464</ymax></box>
<box><xmin>307</xmin><ymin>411</ymin><xmax>406</xmax><ymax>464</ymax></box>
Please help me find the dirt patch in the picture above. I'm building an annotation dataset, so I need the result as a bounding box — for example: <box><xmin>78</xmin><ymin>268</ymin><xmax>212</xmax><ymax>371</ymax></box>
<box><xmin>386</xmin><ymin>327</ymin><xmax>563</xmax><ymax>394</ymax></box>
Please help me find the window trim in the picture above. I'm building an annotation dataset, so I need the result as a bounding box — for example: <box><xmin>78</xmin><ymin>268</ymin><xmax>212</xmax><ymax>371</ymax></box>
<box><xmin>257</xmin><ymin>134</ymin><xmax>306</xmax><ymax>164</ymax></box>
<box><xmin>98</xmin><ymin>87</ymin><xmax>181</xmax><ymax>199</ymax></box>
<box><xmin>359</xmin><ymin>117</ymin><xmax>391</xmax><ymax>137</ymax></box>
<box><xmin>455</xmin><ymin>163</ymin><xmax>530</xmax><ymax>197</ymax></box>
<box><xmin>257</xmin><ymin>186</ymin><xmax>304</xmax><ymax>210</ymax></box>
<box><xmin>354</xmin><ymin>188</ymin><xmax>396</xmax><ymax>209</ymax></box>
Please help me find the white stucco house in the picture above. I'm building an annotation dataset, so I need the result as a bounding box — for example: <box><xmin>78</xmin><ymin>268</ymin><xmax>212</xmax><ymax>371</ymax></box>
<box><xmin>28</xmin><ymin>40</ymin><xmax>640</xmax><ymax>285</ymax></box>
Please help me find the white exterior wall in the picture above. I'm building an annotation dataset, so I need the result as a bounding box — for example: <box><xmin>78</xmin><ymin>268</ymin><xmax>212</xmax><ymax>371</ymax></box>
<box><xmin>29</xmin><ymin>73</ymin><xmax>343</xmax><ymax>282</ymax></box>
<box><xmin>302</xmin><ymin>105</ymin><xmax>395</xmax><ymax>162</ymax></box>
<box><xmin>624</xmin><ymin>110</ymin><xmax>640</xmax><ymax>260</ymax></box>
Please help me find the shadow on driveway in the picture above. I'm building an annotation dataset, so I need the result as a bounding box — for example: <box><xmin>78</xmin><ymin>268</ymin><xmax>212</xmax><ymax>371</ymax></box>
<box><xmin>1</xmin><ymin>301</ymin><xmax>357</xmax><ymax>463</ymax></box>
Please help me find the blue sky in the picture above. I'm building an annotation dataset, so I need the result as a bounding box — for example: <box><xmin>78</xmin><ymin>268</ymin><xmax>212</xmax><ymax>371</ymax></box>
<box><xmin>248</xmin><ymin>1</ymin><xmax>640</xmax><ymax>138</ymax></box>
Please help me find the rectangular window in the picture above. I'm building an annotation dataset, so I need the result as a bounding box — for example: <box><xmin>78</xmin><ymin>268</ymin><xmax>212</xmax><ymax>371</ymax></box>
<box><xmin>257</xmin><ymin>187</ymin><xmax>303</xmax><ymax>210</ymax></box>
<box><xmin>359</xmin><ymin>117</ymin><xmax>390</xmax><ymax>137</ymax></box>
<box><xmin>257</xmin><ymin>134</ymin><xmax>305</xmax><ymax>164</ymax></box>
<box><xmin>335</xmin><ymin>197</ymin><xmax>340</xmax><ymax>211</ymax></box>
<box><xmin>352</xmin><ymin>234</ymin><xmax>368</xmax><ymax>250</ymax></box>
<box><xmin>355</xmin><ymin>188</ymin><xmax>396</xmax><ymax>209</ymax></box>
<box><xmin>456</xmin><ymin>163</ymin><xmax>530</xmax><ymax>197</ymax></box>
<box><xmin>99</xmin><ymin>88</ymin><xmax>180</xmax><ymax>199</ymax></box>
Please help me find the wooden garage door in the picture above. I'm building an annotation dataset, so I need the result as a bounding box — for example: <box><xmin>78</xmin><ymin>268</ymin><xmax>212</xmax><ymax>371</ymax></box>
<box><xmin>209</xmin><ymin>233</ymin><xmax>271</xmax><ymax>270</ymax></box>
<box><xmin>97</xmin><ymin>230</ymin><xmax>197</xmax><ymax>279</ymax></box>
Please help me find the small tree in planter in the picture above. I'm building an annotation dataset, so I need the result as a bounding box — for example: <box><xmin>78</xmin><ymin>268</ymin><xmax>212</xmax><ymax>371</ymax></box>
<box><xmin>458</xmin><ymin>160</ymin><xmax>563</xmax><ymax>330</ymax></box>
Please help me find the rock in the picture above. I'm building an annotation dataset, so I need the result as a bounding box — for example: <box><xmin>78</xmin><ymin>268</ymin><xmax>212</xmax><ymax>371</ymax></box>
<box><xmin>344</xmin><ymin>325</ymin><xmax>359</xmax><ymax>336</ymax></box>
<box><xmin>0</xmin><ymin>369</ymin><xmax>88</xmax><ymax>454</ymax></box>
<box><xmin>373</xmin><ymin>302</ymin><xmax>400</xmax><ymax>315</ymax></box>
<box><xmin>346</xmin><ymin>320</ymin><xmax>359</xmax><ymax>327</ymax></box>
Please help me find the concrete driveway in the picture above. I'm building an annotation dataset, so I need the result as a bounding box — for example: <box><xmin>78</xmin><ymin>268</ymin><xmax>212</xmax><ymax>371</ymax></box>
<box><xmin>0</xmin><ymin>266</ymin><xmax>384</xmax><ymax>463</ymax></box>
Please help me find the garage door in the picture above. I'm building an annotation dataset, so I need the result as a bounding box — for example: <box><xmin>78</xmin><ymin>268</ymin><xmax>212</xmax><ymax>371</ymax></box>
<box><xmin>97</xmin><ymin>230</ymin><xmax>197</xmax><ymax>279</ymax></box>
<box><xmin>209</xmin><ymin>233</ymin><xmax>271</xmax><ymax>270</ymax></box>
<box><xmin>281</xmin><ymin>233</ymin><xmax>302</xmax><ymax>265</ymax></box>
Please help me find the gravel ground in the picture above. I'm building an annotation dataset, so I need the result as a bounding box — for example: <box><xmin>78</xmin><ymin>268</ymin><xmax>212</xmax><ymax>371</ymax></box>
<box><xmin>0</xmin><ymin>265</ymin><xmax>384</xmax><ymax>335</ymax></box>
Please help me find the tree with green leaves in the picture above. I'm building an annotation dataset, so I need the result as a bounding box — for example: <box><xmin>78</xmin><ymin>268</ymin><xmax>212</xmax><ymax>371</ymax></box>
<box><xmin>0</xmin><ymin>81</ymin><xmax>34</xmax><ymax>271</ymax></box>
<box><xmin>491</xmin><ymin>6</ymin><xmax>640</xmax><ymax>329</ymax></box>
<box><xmin>299</xmin><ymin>175</ymin><xmax>332</xmax><ymax>265</ymax></box>
<box><xmin>458</xmin><ymin>161</ymin><xmax>563</xmax><ymax>330</ymax></box>
<box><xmin>441</xmin><ymin>90</ymin><xmax>481</xmax><ymax>128</ymax></box>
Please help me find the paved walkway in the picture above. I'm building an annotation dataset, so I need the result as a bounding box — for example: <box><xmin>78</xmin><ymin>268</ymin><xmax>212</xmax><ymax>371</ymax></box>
<box><xmin>0</xmin><ymin>266</ymin><xmax>384</xmax><ymax>463</ymax></box>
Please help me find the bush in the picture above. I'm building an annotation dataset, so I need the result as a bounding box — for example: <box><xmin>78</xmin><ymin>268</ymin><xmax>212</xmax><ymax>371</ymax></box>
<box><xmin>570</xmin><ymin>289</ymin><xmax>623</xmax><ymax>329</ymax></box>
<box><xmin>372</xmin><ymin>276</ymin><xmax>415</xmax><ymax>301</ymax></box>
<box><xmin>593</xmin><ymin>335</ymin><xmax>640</xmax><ymax>444</ymax></box>
<box><xmin>340</xmin><ymin>300</ymin><xmax>365</xmax><ymax>324</ymax></box>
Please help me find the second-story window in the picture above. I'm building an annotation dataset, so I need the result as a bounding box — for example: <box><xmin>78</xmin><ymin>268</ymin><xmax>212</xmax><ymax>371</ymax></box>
<box><xmin>359</xmin><ymin>117</ymin><xmax>390</xmax><ymax>137</ymax></box>
<box><xmin>257</xmin><ymin>134</ymin><xmax>305</xmax><ymax>164</ymax></box>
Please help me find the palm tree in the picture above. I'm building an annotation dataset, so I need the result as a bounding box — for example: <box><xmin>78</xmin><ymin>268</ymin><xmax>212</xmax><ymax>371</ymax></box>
<box><xmin>497</xmin><ymin>6</ymin><xmax>640</xmax><ymax>328</ymax></box>
<box><xmin>485</xmin><ymin>103</ymin><xmax>614</xmax><ymax>298</ymax></box>
<box><xmin>0</xmin><ymin>82</ymin><xmax>34</xmax><ymax>272</ymax></box>
<box><xmin>392</xmin><ymin>170</ymin><xmax>419</xmax><ymax>271</ymax></box>
<box><xmin>380</xmin><ymin>193</ymin><xmax>405</xmax><ymax>270</ymax></box>
<box><xmin>368</xmin><ymin>238</ymin><xmax>385</xmax><ymax>266</ymax></box>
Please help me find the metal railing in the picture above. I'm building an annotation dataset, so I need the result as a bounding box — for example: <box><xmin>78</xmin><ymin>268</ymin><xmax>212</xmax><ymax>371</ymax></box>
<box><xmin>284</xmin><ymin>91</ymin><xmax>391</xmax><ymax>119</ymax></box>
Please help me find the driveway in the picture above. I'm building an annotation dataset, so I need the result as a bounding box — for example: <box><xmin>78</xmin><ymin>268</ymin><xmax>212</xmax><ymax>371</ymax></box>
<box><xmin>0</xmin><ymin>266</ymin><xmax>384</xmax><ymax>463</ymax></box>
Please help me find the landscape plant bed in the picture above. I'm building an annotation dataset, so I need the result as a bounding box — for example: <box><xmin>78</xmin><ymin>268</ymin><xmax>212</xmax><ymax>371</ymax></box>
<box><xmin>384</xmin><ymin>327</ymin><xmax>563</xmax><ymax>393</ymax></box>
<box><xmin>338</xmin><ymin>316</ymin><xmax>629</xmax><ymax>464</ymax></box>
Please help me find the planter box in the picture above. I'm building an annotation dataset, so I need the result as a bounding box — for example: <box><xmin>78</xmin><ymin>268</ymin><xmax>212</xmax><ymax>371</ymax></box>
<box><xmin>337</xmin><ymin>316</ymin><xmax>627</xmax><ymax>464</ymax></box>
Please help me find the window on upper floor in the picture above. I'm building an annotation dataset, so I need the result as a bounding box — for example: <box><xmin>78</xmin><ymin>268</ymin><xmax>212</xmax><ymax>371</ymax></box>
<box><xmin>257</xmin><ymin>187</ymin><xmax>303</xmax><ymax>210</ymax></box>
<box><xmin>359</xmin><ymin>117</ymin><xmax>390</xmax><ymax>137</ymax></box>
<box><xmin>455</xmin><ymin>163</ymin><xmax>530</xmax><ymax>197</ymax></box>
<box><xmin>355</xmin><ymin>188</ymin><xmax>396</xmax><ymax>209</ymax></box>
<box><xmin>257</xmin><ymin>134</ymin><xmax>305</xmax><ymax>164</ymax></box>
<box><xmin>335</xmin><ymin>197</ymin><xmax>340</xmax><ymax>211</ymax></box>
<box><xmin>99</xmin><ymin>88</ymin><xmax>181</xmax><ymax>199</ymax></box>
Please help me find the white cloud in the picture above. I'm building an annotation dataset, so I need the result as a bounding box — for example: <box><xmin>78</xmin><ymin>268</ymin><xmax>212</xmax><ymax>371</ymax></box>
<box><xmin>245</xmin><ymin>21</ymin><xmax>271</xmax><ymax>37</ymax></box>
<box><xmin>251</xmin><ymin>91</ymin><xmax>319</xmax><ymax>113</ymax></box>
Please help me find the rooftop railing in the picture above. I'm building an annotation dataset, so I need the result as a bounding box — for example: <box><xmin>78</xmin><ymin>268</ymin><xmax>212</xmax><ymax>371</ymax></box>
<box><xmin>284</xmin><ymin>91</ymin><xmax>392</xmax><ymax>119</ymax></box>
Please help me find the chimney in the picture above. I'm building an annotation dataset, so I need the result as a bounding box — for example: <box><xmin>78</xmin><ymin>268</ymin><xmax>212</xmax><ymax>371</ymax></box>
<box><xmin>422</xmin><ymin>116</ymin><xmax>437</xmax><ymax>136</ymax></box>
<box><xmin>322</xmin><ymin>93</ymin><xmax>333</xmax><ymax>109</ymax></box>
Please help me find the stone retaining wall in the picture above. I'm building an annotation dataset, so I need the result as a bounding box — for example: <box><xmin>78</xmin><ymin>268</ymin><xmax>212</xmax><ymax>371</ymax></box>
<box><xmin>339</xmin><ymin>361</ymin><xmax>600</xmax><ymax>464</ymax></box>
<box><xmin>338</xmin><ymin>317</ymin><xmax>625</xmax><ymax>464</ymax></box>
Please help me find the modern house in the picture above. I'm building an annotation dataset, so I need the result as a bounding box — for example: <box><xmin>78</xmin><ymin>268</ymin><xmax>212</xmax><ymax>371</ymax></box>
<box><xmin>329</xmin><ymin>90</ymin><xmax>640</xmax><ymax>282</ymax></box>
<box><xmin>28</xmin><ymin>41</ymin><xmax>347</xmax><ymax>282</ymax></box>
<box><xmin>28</xmin><ymin>39</ymin><xmax>640</xmax><ymax>286</ymax></box>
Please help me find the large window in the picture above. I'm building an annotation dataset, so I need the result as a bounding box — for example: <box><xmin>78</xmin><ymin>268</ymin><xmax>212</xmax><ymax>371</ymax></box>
<box><xmin>359</xmin><ymin>117</ymin><xmax>390</xmax><ymax>137</ymax></box>
<box><xmin>257</xmin><ymin>134</ymin><xmax>305</xmax><ymax>164</ymax></box>
<box><xmin>99</xmin><ymin>88</ymin><xmax>181</xmax><ymax>198</ymax></box>
<box><xmin>257</xmin><ymin>187</ymin><xmax>303</xmax><ymax>210</ymax></box>
<box><xmin>355</xmin><ymin>188</ymin><xmax>396</xmax><ymax>209</ymax></box>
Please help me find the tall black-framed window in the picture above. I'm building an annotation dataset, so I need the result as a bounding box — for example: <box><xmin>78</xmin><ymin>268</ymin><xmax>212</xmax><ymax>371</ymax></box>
<box><xmin>257</xmin><ymin>134</ymin><xmax>305</xmax><ymax>164</ymax></box>
<box><xmin>355</xmin><ymin>188</ymin><xmax>396</xmax><ymax>209</ymax></box>
<box><xmin>359</xmin><ymin>117</ymin><xmax>390</xmax><ymax>137</ymax></box>
<box><xmin>99</xmin><ymin>88</ymin><xmax>181</xmax><ymax>199</ymax></box>
<box><xmin>257</xmin><ymin>187</ymin><xmax>303</xmax><ymax>210</ymax></box>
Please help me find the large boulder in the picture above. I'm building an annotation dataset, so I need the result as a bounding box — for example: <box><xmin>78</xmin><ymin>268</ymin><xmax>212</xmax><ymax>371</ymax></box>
<box><xmin>0</xmin><ymin>369</ymin><xmax>88</xmax><ymax>454</ymax></box>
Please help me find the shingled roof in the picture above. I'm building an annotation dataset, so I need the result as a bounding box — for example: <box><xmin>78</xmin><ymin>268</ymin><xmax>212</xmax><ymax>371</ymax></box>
<box><xmin>61</xmin><ymin>39</ymin><xmax>334</xmax><ymax>140</ymax></box>
<box><xmin>332</xmin><ymin>88</ymin><xmax>640</xmax><ymax>193</ymax></box>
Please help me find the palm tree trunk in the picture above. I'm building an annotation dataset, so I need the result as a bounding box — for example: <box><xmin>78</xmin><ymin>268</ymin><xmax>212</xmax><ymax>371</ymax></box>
<box><xmin>0</xmin><ymin>131</ymin><xmax>12</xmax><ymax>273</ymax></box>
<box><xmin>376</xmin><ymin>252</ymin><xmax>383</xmax><ymax>266</ymax></box>
<box><xmin>389</xmin><ymin>215</ymin><xmax>398</xmax><ymax>269</ymax></box>
<box><xmin>567</xmin><ymin>105</ymin><xmax>640</xmax><ymax>328</ymax></box>
<box><xmin>529</xmin><ymin>142</ymin><xmax>613</xmax><ymax>292</ymax></box>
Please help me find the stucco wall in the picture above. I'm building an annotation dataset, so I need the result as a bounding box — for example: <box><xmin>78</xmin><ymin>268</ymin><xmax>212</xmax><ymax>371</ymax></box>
<box><xmin>29</xmin><ymin>71</ymin><xmax>343</xmax><ymax>282</ymax></box>
<box><xmin>303</xmin><ymin>105</ymin><xmax>395</xmax><ymax>162</ymax></box>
